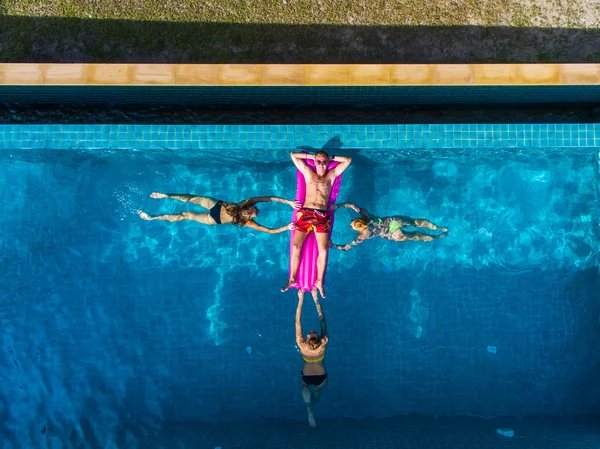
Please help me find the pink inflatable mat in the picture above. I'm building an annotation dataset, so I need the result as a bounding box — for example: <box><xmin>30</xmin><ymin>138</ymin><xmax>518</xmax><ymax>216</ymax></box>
<box><xmin>288</xmin><ymin>159</ymin><xmax>343</xmax><ymax>292</ymax></box>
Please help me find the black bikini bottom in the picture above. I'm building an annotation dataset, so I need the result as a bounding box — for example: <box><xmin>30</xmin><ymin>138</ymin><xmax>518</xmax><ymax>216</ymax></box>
<box><xmin>301</xmin><ymin>373</ymin><xmax>328</xmax><ymax>387</ymax></box>
<box><xmin>209</xmin><ymin>200</ymin><xmax>224</xmax><ymax>224</ymax></box>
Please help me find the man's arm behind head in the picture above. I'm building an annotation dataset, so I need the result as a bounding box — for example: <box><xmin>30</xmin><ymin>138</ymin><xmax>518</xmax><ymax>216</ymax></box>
<box><xmin>328</xmin><ymin>154</ymin><xmax>352</xmax><ymax>178</ymax></box>
<box><xmin>290</xmin><ymin>152</ymin><xmax>313</xmax><ymax>177</ymax></box>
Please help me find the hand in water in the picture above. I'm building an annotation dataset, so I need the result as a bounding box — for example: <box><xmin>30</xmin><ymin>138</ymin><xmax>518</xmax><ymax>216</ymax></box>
<box><xmin>287</xmin><ymin>223</ymin><xmax>296</xmax><ymax>231</ymax></box>
<box><xmin>289</xmin><ymin>200</ymin><xmax>302</xmax><ymax>209</ymax></box>
<box><xmin>330</xmin><ymin>242</ymin><xmax>348</xmax><ymax>251</ymax></box>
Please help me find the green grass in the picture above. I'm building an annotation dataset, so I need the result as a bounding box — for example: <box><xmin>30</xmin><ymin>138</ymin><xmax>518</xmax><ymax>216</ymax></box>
<box><xmin>2</xmin><ymin>0</ymin><xmax>500</xmax><ymax>26</ymax></box>
<box><xmin>1</xmin><ymin>0</ymin><xmax>599</xmax><ymax>63</ymax></box>
<box><xmin>4</xmin><ymin>0</ymin><xmax>591</xmax><ymax>26</ymax></box>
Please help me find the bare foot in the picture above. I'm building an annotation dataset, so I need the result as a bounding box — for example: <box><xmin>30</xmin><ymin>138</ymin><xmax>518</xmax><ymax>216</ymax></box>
<box><xmin>281</xmin><ymin>279</ymin><xmax>296</xmax><ymax>292</ymax></box>
<box><xmin>314</xmin><ymin>281</ymin><xmax>326</xmax><ymax>299</ymax></box>
<box><xmin>439</xmin><ymin>231</ymin><xmax>449</xmax><ymax>239</ymax></box>
<box><xmin>138</xmin><ymin>210</ymin><xmax>153</xmax><ymax>220</ymax></box>
<box><xmin>150</xmin><ymin>192</ymin><xmax>168</xmax><ymax>199</ymax></box>
<box><xmin>307</xmin><ymin>408</ymin><xmax>316</xmax><ymax>428</ymax></box>
<box><xmin>440</xmin><ymin>227</ymin><xmax>448</xmax><ymax>233</ymax></box>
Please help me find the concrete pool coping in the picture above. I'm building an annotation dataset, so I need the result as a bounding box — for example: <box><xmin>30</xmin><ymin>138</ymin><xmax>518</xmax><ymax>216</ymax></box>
<box><xmin>1</xmin><ymin>63</ymin><xmax>600</xmax><ymax>86</ymax></box>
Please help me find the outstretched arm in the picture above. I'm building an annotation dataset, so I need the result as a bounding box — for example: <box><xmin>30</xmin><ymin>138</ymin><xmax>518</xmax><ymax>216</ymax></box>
<box><xmin>295</xmin><ymin>290</ymin><xmax>305</xmax><ymax>346</ymax></box>
<box><xmin>244</xmin><ymin>220</ymin><xmax>294</xmax><ymax>234</ymax></box>
<box><xmin>327</xmin><ymin>155</ymin><xmax>352</xmax><ymax>179</ymax></box>
<box><xmin>311</xmin><ymin>290</ymin><xmax>327</xmax><ymax>339</ymax></box>
<box><xmin>332</xmin><ymin>202</ymin><xmax>368</xmax><ymax>217</ymax></box>
<box><xmin>242</xmin><ymin>196</ymin><xmax>300</xmax><ymax>209</ymax></box>
<box><xmin>331</xmin><ymin>235</ymin><xmax>366</xmax><ymax>251</ymax></box>
<box><xmin>290</xmin><ymin>152</ymin><xmax>313</xmax><ymax>178</ymax></box>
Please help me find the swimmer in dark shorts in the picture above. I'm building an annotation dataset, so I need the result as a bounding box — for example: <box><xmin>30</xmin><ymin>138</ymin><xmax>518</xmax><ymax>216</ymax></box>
<box><xmin>295</xmin><ymin>289</ymin><xmax>328</xmax><ymax>428</ymax></box>
<box><xmin>138</xmin><ymin>192</ymin><xmax>299</xmax><ymax>234</ymax></box>
<box><xmin>281</xmin><ymin>151</ymin><xmax>352</xmax><ymax>298</ymax></box>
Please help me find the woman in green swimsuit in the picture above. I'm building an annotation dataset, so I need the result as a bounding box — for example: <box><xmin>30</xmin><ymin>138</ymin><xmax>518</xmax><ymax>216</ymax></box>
<box><xmin>138</xmin><ymin>192</ymin><xmax>298</xmax><ymax>234</ymax></box>
<box><xmin>295</xmin><ymin>289</ymin><xmax>328</xmax><ymax>428</ymax></box>
<box><xmin>330</xmin><ymin>202</ymin><xmax>448</xmax><ymax>251</ymax></box>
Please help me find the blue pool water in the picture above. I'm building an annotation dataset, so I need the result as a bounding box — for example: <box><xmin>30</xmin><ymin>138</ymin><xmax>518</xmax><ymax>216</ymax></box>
<box><xmin>0</xmin><ymin>125</ymin><xmax>599</xmax><ymax>448</ymax></box>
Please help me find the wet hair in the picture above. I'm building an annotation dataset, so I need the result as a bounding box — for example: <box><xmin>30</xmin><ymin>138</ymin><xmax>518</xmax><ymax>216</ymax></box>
<box><xmin>223</xmin><ymin>202</ymin><xmax>256</xmax><ymax>226</ymax></box>
<box><xmin>307</xmin><ymin>333</ymin><xmax>322</xmax><ymax>350</ymax></box>
<box><xmin>315</xmin><ymin>151</ymin><xmax>330</xmax><ymax>161</ymax></box>
<box><xmin>351</xmin><ymin>217</ymin><xmax>369</xmax><ymax>233</ymax></box>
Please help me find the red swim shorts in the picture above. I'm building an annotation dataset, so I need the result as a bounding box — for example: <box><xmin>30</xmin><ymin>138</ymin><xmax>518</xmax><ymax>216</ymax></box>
<box><xmin>296</xmin><ymin>208</ymin><xmax>331</xmax><ymax>234</ymax></box>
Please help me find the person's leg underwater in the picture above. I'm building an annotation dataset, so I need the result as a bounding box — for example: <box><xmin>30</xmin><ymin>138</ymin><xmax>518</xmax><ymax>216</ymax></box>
<box><xmin>140</xmin><ymin>194</ymin><xmax>219</xmax><ymax>224</ymax></box>
<box><xmin>301</xmin><ymin>381</ymin><xmax>316</xmax><ymax>427</ymax></box>
<box><xmin>282</xmin><ymin>230</ymin><xmax>308</xmax><ymax>292</ymax></box>
<box><xmin>150</xmin><ymin>192</ymin><xmax>218</xmax><ymax>209</ymax></box>
<box><xmin>392</xmin><ymin>230</ymin><xmax>447</xmax><ymax>242</ymax></box>
<box><xmin>393</xmin><ymin>215</ymin><xmax>448</xmax><ymax>233</ymax></box>
<box><xmin>138</xmin><ymin>210</ymin><xmax>215</xmax><ymax>224</ymax></box>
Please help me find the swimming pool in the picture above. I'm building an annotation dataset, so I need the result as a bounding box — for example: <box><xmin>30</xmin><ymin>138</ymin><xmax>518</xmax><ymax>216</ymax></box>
<box><xmin>1</xmin><ymin>124</ymin><xmax>599</xmax><ymax>447</ymax></box>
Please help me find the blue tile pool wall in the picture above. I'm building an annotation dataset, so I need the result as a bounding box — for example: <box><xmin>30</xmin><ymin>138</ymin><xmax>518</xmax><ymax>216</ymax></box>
<box><xmin>3</xmin><ymin>85</ymin><xmax>600</xmax><ymax>105</ymax></box>
<box><xmin>1</xmin><ymin>123</ymin><xmax>600</xmax><ymax>150</ymax></box>
<box><xmin>0</xmin><ymin>124</ymin><xmax>599</xmax><ymax>441</ymax></box>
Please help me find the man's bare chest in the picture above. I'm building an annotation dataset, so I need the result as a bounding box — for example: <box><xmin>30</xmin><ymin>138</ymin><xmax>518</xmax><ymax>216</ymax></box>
<box><xmin>307</xmin><ymin>178</ymin><xmax>331</xmax><ymax>191</ymax></box>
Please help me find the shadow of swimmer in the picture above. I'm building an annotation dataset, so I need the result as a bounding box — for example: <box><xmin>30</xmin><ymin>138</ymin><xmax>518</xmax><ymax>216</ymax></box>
<box><xmin>408</xmin><ymin>288</ymin><xmax>429</xmax><ymax>339</ymax></box>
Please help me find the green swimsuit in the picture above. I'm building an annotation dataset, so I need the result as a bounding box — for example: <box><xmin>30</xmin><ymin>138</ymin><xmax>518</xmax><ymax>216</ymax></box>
<box><xmin>388</xmin><ymin>220</ymin><xmax>402</xmax><ymax>235</ymax></box>
<box><xmin>370</xmin><ymin>215</ymin><xmax>402</xmax><ymax>238</ymax></box>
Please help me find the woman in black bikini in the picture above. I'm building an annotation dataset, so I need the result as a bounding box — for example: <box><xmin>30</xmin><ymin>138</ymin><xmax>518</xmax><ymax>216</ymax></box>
<box><xmin>138</xmin><ymin>192</ymin><xmax>298</xmax><ymax>234</ymax></box>
<box><xmin>295</xmin><ymin>289</ymin><xmax>328</xmax><ymax>428</ymax></box>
